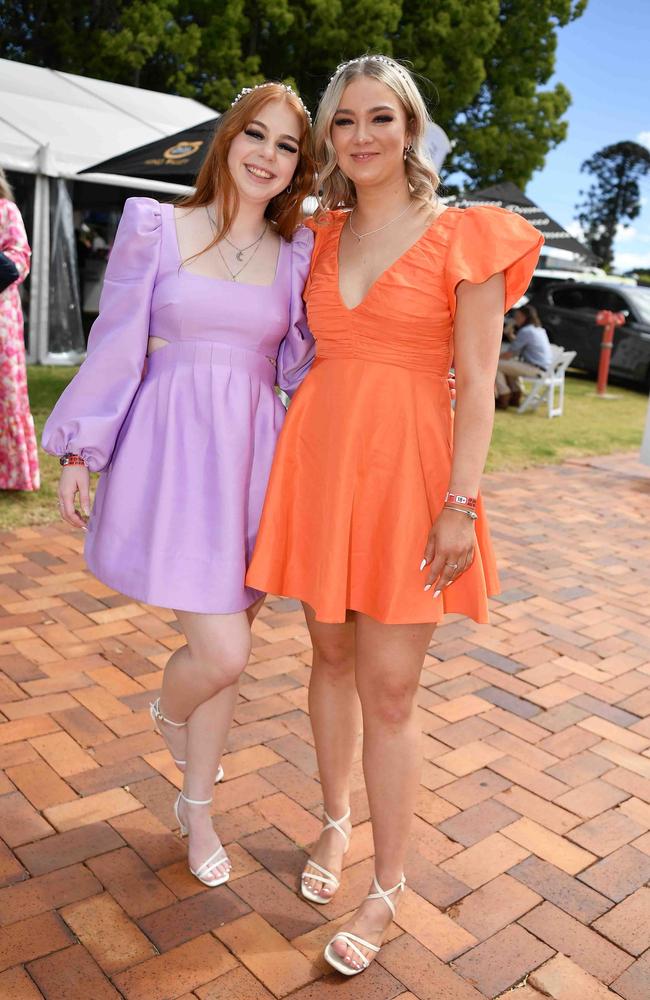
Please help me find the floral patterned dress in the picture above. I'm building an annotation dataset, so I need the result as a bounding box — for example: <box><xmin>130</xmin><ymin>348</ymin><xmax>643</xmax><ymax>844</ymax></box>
<box><xmin>0</xmin><ymin>198</ymin><xmax>40</xmax><ymax>491</ymax></box>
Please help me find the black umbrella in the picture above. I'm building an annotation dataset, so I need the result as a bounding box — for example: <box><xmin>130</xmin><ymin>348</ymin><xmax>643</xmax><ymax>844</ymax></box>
<box><xmin>446</xmin><ymin>181</ymin><xmax>596</xmax><ymax>262</ymax></box>
<box><xmin>80</xmin><ymin>117</ymin><xmax>220</xmax><ymax>186</ymax></box>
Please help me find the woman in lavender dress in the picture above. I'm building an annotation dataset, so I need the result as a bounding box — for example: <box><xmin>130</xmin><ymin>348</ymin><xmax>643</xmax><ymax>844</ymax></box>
<box><xmin>42</xmin><ymin>83</ymin><xmax>315</xmax><ymax>888</ymax></box>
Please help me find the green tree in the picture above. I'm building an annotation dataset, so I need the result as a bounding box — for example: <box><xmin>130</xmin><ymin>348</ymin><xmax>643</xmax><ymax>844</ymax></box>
<box><xmin>395</xmin><ymin>0</ymin><xmax>501</xmax><ymax>130</ymax></box>
<box><xmin>0</xmin><ymin>0</ymin><xmax>200</xmax><ymax>86</ymax></box>
<box><xmin>576</xmin><ymin>141</ymin><xmax>650</xmax><ymax>269</ymax></box>
<box><xmin>162</xmin><ymin>0</ymin><xmax>401</xmax><ymax>110</ymax></box>
<box><xmin>0</xmin><ymin>0</ymin><xmax>588</xmax><ymax>189</ymax></box>
<box><xmin>92</xmin><ymin>1</ymin><xmax>202</xmax><ymax>88</ymax></box>
<box><xmin>441</xmin><ymin>0</ymin><xmax>588</xmax><ymax>188</ymax></box>
<box><xmin>0</xmin><ymin>1</ymin><xmax>105</xmax><ymax>71</ymax></box>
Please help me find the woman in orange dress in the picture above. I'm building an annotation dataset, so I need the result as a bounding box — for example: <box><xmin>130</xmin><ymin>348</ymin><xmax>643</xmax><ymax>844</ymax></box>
<box><xmin>246</xmin><ymin>55</ymin><xmax>543</xmax><ymax>975</ymax></box>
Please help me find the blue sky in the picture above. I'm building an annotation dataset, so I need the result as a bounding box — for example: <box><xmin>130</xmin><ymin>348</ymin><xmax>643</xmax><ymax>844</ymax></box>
<box><xmin>526</xmin><ymin>0</ymin><xmax>650</xmax><ymax>271</ymax></box>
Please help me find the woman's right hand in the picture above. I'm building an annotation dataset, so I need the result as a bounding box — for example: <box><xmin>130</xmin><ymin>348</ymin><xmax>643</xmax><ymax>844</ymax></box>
<box><xmin>58</xmin><ymin>465</ymin><xmax>91</xmax><ymax>530</ymax></box>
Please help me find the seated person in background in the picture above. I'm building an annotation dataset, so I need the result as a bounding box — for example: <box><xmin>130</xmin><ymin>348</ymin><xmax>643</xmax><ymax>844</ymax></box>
<box><xmin>496</xmin><ymin>304</ymin><xmax>553</xmax><ymax>408</ymax></box>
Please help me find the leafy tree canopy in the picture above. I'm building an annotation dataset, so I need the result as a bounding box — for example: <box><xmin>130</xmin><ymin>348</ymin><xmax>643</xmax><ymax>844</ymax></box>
<box><xmin>576</xmin><ymin>141</ymin><xmax>650</xmax><ymax>269</ymax></box>
<box><xmin>0</xmin><ymin>0</ymin><xmax>588</xmax><ymax>188</ymax></box>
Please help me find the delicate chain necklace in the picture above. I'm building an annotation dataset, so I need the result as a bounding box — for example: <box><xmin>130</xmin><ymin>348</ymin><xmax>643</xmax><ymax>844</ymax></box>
<box><xmin>348</xmin><ymin>200</ymin><xmax>414</xmax><ymax>242</ymax></box>
<box><xmin>222</xmin><ymin>224</ymin><xmax>267</xmax><ymax>260</ymax></box>
<box><xmin>206</xmin><ymin>208</ymin><xmax>268</xmax><ymax>281</ymax></box>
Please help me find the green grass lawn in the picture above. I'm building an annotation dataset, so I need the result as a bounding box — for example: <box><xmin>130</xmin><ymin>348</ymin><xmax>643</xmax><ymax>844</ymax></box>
<box><xmin>0</xmin><ymin>365</ymin><xmax>79</xmax><ymax>531</ymax></box>
<box><xmin>485</xmin><ymin>373</ymin><xmax>647</xmax><ymax>472</ymax></box>
<box><xmin>0</xmin><ymin>366</ymin><xmax>647</xmax><ymax>531</ymax></box>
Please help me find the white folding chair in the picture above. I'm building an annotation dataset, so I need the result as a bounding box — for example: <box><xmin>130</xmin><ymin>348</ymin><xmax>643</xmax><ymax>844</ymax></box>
<box><xmin>517</xmin><ymin>345</ymin><xmax>576</xmax><ymax>418</ymax></box>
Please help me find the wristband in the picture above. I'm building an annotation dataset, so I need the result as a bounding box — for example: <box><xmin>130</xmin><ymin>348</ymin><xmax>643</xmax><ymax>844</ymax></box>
<box><xmin>59</xmin><ymin>453</ymin><xmax>86</xmax><ymax>467</ymax></box>
<box><xmin>445</xmin><ymin>491</ymin><xmax>477</xmax><ymax>510</ymax></box>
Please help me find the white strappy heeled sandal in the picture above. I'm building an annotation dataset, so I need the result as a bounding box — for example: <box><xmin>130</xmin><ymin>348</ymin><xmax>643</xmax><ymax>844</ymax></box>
<box><xmin>300</xmin><ymin>807</ymin><xmax>351</xmax><ymax>904</ymax></box>
<box><xmin>150</xmin><ymin>698</ymin><xmax>224</xmax><ymax>784</ymax></box>
<box><xmin>323</xmin><ymin>873</ymin><xmax>406</xmax><ymax>975</ymax></box>
<box><xmin>174</xmin><ymin>791</ymin><xmax>231</xmax><ymax>888</ymax></box>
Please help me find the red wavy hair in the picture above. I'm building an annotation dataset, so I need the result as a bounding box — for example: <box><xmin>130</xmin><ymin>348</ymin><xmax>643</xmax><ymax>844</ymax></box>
<box><xmin>180</xmin><ymin>84</ymin><xmax>314</xmax><ymax>246</ymax></box>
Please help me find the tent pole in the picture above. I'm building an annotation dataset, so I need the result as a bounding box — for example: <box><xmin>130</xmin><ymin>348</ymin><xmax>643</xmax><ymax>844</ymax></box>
<box><xmin>27</xmin><ymin>171</ymin><xmax>50</xmax><ymax>365</ymax></box>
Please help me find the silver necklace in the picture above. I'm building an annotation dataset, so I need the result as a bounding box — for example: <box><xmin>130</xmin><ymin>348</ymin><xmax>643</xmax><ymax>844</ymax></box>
<box><xmin>222</xmin><ymin>222</ymin><xmax>267</xmax><ymax>260</ymax></box>
<box><xmin>206</xmin><ymin>207</ymin><xmax>266</xmax><ymax>259</ymax></box>
<box><xmin>348</xmin><ymin>201</ymin><xmax>414</xmax><ymax>242</ymax></box>
<box><xmin>215</xmin><ymin>239</ymin><xmax>265</xmax><ymax>282</ymax></box>
<box><xmin>206</xmin><ymin>209</ymin><xmax>267</xmax><ymax>281</ymax></box>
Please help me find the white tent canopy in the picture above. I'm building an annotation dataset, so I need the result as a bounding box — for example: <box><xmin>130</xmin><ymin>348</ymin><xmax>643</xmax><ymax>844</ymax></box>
<box><xmin>0</xmin><ymin>58</ymin><xmax>214</xmax><ymax>178</ymax></box>
<box><xmin>0</xmin><ymin>59</ymin><xmax>215</xmax><ymax>363</ymax></box>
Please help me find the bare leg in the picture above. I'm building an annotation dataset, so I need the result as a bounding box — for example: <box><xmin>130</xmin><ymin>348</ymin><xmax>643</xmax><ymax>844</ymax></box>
<box><xmin>169</xmin><ymin>607</ymin><xmax>257</xmax><ymax>882</ymax></box>
<box><xmin>301</xmin><ymin>603</ymin><xmax>361</xmax><ymax>899</ymax></box>
<box><xmin>331</xmin><ymin>614</ymin><xmax>435</xmax><ymax>970</ymax></box>
<box><xmin>155</xmin><ymin>597</ymin><xmax>264</xmax><ymax>768</ymax></box>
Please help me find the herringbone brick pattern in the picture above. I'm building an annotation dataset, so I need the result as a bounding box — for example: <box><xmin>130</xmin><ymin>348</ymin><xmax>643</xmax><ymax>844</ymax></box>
<box><xmin>0</xmin><ymin>452</ymin><xmax>649</xmax><ymax>999</ymax></box>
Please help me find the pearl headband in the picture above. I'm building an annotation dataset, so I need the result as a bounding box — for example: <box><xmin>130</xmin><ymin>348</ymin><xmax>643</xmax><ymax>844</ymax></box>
<box><xmin>230</xmin><ymin>82</ymin><xmax>312</xmax><ymax>125</ymax></box>
<box><xmin>330</xmin><ymin>55</ymin><xmax>412</xmax><ymax>86</ymax></box>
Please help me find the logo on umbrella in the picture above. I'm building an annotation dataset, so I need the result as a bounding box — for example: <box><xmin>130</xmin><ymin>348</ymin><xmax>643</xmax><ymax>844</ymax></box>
<box><xmin>163</xmin><ymin>140</ymin><xmax>204</xmax><ymax>163</ymax></box>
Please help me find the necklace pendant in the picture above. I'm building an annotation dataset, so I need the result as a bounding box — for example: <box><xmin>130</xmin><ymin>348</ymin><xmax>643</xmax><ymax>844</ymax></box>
<box><xmin>236</xmin><ymin>250</ymin><xmax>244</xmax><ymax>261</ymax></box>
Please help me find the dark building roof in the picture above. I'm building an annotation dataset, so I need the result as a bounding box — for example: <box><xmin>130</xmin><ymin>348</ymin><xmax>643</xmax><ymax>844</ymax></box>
<box><xmin>446</xmin><ymin>181</ymin><xmax>596</xmax><ymax>262</ymax></box>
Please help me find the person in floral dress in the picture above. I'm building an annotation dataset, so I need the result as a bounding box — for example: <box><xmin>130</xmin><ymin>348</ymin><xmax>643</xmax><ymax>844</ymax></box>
<box><xmin>0</xmin><ymin>168</ymin><xmax>40</xmax><ymax>491</ymax></box>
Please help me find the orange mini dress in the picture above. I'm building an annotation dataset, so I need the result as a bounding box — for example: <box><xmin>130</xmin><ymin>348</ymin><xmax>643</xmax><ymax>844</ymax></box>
<box><xmin>246</xmin><ymin>205</ymin><xmax>543</xmax><ymax>624</ymax></box>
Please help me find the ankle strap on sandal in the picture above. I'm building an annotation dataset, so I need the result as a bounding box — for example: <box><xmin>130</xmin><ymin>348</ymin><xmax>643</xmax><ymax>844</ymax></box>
<box><xmin>179</xmin><ymin>791</ymin><xmax>213</xmax><ymax>806</ymax></box>
<box><xmin>323</xmin><ymin>807</ymin><xmax>351</xmax><ymax>846</ymax></box>
<box><xmin>150</xmin><ymin>697</ymin><xmax>186</xmax><ymax>728</ymax></box>
<box><xmin>367</xmin><ymin>874</ymin><xmax>406</xmax><ymax>917</ymax></box>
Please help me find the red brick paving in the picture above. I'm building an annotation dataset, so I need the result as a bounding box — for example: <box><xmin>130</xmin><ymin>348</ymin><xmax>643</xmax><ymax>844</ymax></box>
<box><xmin>0</xmin><ymin>452</ymin><xmax>649</xmax><ymax>998</ymax></box>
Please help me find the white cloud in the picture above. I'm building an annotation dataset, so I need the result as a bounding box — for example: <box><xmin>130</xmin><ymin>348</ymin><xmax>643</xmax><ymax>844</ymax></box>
<box><xmin>566</xmin><ymin>220</ymin><xmax>585</xmax><ymax>239</ymax></box>
<box><xmin>614</xmin><ymin>250</ymin><xmax>650</xmax><ymax>270</ymax></box>
<box><xmin>615</xmin><ymin>224</ymin><xmax>643</xmax><ymax>244</ymax></box>
<box><xmin>637</xmin><ymin>131</ymin><xmax>650</xmax><ymax>150</ymax></box>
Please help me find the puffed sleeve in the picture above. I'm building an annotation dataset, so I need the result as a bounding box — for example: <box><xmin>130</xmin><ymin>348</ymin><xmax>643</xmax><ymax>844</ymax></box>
<box><xmin>445</xmin><ymin>205</ymin><xmax>543</xmax><ymax>317</ymax></box>
<box><xmin>275</xmin><ymin>225</ymin><xmax>316</xmax><ymax>397</ymax></box>
<box><xmin>42</xmin><ymin>197</ymin><xmax>161</xmax><ymax>472</ymax></box>
<box><xmin>0</xmin><ymin>200</ymin><xmax>31</xmax><ymax>283</ymax></box>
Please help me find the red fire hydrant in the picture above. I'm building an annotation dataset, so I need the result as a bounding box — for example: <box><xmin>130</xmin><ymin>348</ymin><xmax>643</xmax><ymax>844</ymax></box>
<box><xmin>595</xmin><ymin>309</ymin><xmax>625</xmax><ymax>396</ymax></box>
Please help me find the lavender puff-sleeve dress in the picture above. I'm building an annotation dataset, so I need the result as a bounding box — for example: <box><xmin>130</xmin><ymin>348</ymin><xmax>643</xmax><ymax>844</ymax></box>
<box><xmin>42</xmin><ymin>197</ymin><xmax>315</xmax><ymax>613</ymax></box>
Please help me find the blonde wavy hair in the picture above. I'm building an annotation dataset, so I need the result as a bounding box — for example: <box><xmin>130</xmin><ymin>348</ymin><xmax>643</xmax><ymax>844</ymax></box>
<box><xmin>0</xmin><ymin>167</ymin><xmax>14</xmax><ymax>202</ymax></box>
<box><xmin>313</xmin><ymin>55</ymin><xmax>439</xmax><ymax>218</ymax></box>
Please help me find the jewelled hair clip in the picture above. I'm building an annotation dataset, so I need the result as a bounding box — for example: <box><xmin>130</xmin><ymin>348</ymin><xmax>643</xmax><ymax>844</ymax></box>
<box><xmin>230</xmin><ymin>82</ymin><xmax>312</xmax><ymax>124</ymax></box>
<box><xmin>330</xmin><ymin>55</ymin><xmax>411</xmax><ymax>85</ymax></box>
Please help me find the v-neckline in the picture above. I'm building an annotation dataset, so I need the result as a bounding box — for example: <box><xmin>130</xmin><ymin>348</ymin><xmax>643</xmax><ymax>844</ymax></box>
<box><xmin>335</xmin><ymin>206</ymin><xmax>455</xmax><ymax>312</ymax></box>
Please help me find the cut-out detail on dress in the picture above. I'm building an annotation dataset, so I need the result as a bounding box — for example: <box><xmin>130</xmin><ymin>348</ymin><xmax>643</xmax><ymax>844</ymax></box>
<box><xmin>147</xmin><ymin>336</ymin><xmax>171</xmax><ymax>356</ymax></box>
<box><xmin>42</xmin><ymin>197</ymin><xmax>316</xmax><ymax>614</ymax></box>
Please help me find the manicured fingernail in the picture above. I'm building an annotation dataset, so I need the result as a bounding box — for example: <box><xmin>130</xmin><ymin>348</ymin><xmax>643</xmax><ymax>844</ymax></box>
<box><xmin>419</xmin><ymin>558</ymin><xmax>427</xmax><ymax>571</ymax></box>
<box><xmin>433</xmin><ymin>589</ymin><xmax>441</xmax><ymax>598</ymax></box>
<box><xmin>424</xmin><ymin>584</ymin><xmax>432</xmax><ymax>592</ymax></box>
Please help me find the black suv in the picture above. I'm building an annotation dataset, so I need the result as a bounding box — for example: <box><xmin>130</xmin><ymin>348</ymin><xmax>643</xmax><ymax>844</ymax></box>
<box><xmin>531</xmin><ymin>282</ymin><xmax>650</xmax><ymax>389</ymax></box>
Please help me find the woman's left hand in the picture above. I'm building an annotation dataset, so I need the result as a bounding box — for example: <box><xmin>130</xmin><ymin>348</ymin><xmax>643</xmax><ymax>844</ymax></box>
<box><xmin>421</xmin><ymin>508</ymin><xmax>476</xmax><ymax>597</ymax></box>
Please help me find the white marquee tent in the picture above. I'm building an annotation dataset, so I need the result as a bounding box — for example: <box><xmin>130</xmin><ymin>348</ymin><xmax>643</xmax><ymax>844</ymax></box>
<box><xmin>0</xmin><ymin>59</ymin><xmax>213</xmax><ymax>362</ymax></box>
